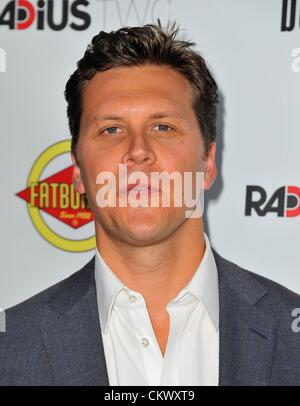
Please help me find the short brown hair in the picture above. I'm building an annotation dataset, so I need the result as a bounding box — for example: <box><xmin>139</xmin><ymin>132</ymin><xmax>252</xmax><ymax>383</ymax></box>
<box><xmin>65</xmin><ymin>20</ymin><xmax>219</xmax><ymax>156</ymax></box>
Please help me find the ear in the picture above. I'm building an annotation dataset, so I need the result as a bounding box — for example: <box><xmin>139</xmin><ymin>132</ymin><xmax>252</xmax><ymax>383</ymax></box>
<box><xmin>71</xmin><ymin>153</ymin><xmax>86</xmax><ymax>195</ymax></box>
<box><xmin>203</xmin><ymin>142</ymin><xmax>217</xmax><ymax>190</ymax></box>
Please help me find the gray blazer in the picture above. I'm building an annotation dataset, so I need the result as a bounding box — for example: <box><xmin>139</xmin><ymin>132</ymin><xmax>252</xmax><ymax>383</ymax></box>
<box><xmin>0</xmin><ymin>248</ymin><xmax>300</xmax><ymax>386</ymax></box>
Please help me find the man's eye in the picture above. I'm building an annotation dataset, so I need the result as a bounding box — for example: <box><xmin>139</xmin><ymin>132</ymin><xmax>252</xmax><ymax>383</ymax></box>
<box><xmin>153</xmin><ymin>124</ymin><xmax>173</xmax><ymax>132</ymax></box>
<box><xmin>102</xmin><ymin>127</ymin><xmax>121</xmax><ymax>135</ymax></box>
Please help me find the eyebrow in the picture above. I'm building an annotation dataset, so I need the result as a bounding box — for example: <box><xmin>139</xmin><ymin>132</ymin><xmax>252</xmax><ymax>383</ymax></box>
<box><xmin>87</xmin><ymin>111</ymin><xmax>188</xmax><ymax>126</ymax></box>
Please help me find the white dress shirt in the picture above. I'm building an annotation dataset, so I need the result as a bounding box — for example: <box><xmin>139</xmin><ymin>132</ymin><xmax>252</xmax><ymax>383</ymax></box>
<box><xmin>94</xmin><ymin>232</ymin><xmax>219</xmax><ymax>386</ymax></box>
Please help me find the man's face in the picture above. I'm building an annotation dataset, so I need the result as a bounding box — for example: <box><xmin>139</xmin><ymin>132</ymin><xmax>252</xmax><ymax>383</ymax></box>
<box><xmin>72</xmin><ymin>64</ymin><xmax>217</xmax><ymax>246</ymax></box>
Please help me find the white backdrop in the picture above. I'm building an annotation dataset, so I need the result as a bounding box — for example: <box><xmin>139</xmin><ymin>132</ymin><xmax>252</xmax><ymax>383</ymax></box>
<box><xmin>0</xmin><ymin>0</ymin><xmax>299</xmax><ymax>310</ymax></box>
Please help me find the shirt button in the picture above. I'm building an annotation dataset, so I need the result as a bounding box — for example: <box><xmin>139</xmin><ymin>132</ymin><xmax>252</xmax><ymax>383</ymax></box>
<box><xmin>128</xmin><ymin>295</ymin><xmax>136</xmax><ymax>303</ymax></box>
<box><xmin>141</xmin><ymin>337</ymin><xmax>149</xmax><ymax>347</ymax></box>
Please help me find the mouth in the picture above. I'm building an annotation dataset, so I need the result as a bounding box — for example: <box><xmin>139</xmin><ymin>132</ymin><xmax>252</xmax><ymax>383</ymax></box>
<box><xmin>119</xmin><ymin>182</ymin><xmax>160</xmax><ymax>195</ymax></box>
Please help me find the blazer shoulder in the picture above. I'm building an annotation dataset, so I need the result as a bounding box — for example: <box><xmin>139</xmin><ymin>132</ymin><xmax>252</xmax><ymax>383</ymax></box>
<box><xmin>0</xmin><ymin>256</ymin><xmax>96</xmax><ymax>385</ymax></box>
<box><xmin>1</xmin><ymin>256</ymin><xmax>96</xmax><ymax>332</ymax></box>
<box><xmin>212</xmin><ymin>247</ymin><xmax>300</xmax><ymax>309</ymax></box>
<box><xmin>212</xmin><ymin>248</ymin><xmax>300</xmax><ymax>385</ymax></box>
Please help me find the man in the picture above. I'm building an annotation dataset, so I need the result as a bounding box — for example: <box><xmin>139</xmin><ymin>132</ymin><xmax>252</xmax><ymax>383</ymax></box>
<box><xmin>0</xmin><ymin>21</ymin><xmax>299</xmax><ymax>386</ymax></box>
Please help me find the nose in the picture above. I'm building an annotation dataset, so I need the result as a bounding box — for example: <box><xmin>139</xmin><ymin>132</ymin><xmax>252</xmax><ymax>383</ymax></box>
<box><xmin>122</xmin><ymin>132</ymin><xmax>156</xmax><ymax>168</ymax></box>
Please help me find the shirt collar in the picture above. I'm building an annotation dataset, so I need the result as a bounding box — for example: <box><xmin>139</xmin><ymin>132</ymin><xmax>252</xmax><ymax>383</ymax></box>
<box><xmin>94</xmin><ymin>248</ymin><xmax>126</xmax><ymax>334</ymax></box>
<box><xmin>179</xmin><ymin>232</ymin><xmax>219</xmax><ymax>331</ymax></box>
<box><xmin>94</xmin><ymin>232</ymin><xmax>219</xmax><ymax>334</ymax></box>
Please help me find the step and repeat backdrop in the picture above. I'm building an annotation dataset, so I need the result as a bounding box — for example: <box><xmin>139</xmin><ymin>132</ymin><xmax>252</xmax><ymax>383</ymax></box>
<box><xmin>0</xmin><ymin>0</ymin><xmax>299</xmax><ymax>309</ymax></box>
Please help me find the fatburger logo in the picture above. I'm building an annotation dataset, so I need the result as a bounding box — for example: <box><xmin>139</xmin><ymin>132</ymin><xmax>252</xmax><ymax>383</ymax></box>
<box><xmin>16</xmin><ymin>140</ymin><xmax>95</xmax><ymax>252</ymax></box>
<box><xmin>0</xmin><ymin>0</ymin><xmax>90</xmax><ymax>31</ymax></box>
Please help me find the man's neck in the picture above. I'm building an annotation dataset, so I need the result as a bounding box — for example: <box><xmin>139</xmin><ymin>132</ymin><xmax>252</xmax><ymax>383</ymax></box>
<box><xmin>95</xmin><ymin>218</ymin><xmax>206</xmax><ymax>308</ymax></box>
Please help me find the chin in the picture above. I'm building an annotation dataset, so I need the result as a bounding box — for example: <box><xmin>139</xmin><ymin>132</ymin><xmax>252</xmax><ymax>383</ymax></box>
<box><xmin>123</xmin><ymin>211</ymin><xmax>181</xmax><ymax>246</ymax></box>
<box><xmin>125</xmin><ymin>227</ymin><xmax>166</xmax><ymax>247</ymax></box>
<box><xmin>97</xmin><ymin>206</ymin><xmax>184</xmax><ymax>245</ymax></box>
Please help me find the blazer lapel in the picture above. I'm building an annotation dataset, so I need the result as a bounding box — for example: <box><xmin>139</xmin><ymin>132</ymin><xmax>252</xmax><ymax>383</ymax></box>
<box><xmin>213</xmin><ymin>249</ymin><xmax>278</xmax><ymax>386</ymax></box>
<box><xmin>40</xmin><ymin>257</ymin><xmax>109</xmax><ymax>386</ymax></box>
